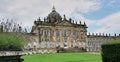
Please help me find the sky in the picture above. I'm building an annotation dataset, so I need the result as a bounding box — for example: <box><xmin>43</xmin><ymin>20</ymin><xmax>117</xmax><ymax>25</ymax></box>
<box><xmin>0</xmin><ymin>0</ymin><xmax>120</xmax><ymax>35</ymax></box>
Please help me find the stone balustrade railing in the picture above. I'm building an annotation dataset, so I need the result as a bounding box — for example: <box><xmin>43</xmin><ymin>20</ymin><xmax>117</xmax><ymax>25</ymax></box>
<box><xmin>0</xmin><ymin>51</ymin><xmax>30</xmax><ymax>56</ymax></box>
<box><xmin>0</xmin><ymin>48</ymin><xmax>57</xmax><ymax>56</ymax></box>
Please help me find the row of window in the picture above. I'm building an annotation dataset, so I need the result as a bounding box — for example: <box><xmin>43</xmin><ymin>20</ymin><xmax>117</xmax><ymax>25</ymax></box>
<box><xmin>88</xmin><ymin>38</ymin><xmax>113</xmax><ymax>41</ymax></box>
<box><xmin>87</xmin><ymin>47</ymin><xmax>100</xmax><ymax>52</ymax></box>
<box><xmin>27</xmin><ymin>41</ymin><xmax>86</xmax><ymax>49</ymax></box>
<box><xmin>87</xmin><ymin>41</ymin><xmax>103</xmax><ymax>46</ymax></box>
<box><xmin>39</xmin><ymin>29</ymin><xmax>86</xmax><ymax>37</ymax></box>
<box><xmin>27</xmin><ymin>42</ymin><xmax>66</xmax><ymax>49</ymax></box>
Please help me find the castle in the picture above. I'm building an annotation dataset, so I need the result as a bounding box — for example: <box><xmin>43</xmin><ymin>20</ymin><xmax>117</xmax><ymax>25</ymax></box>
<box><xmin>26</xmin><ymin>6</ymin><xmax>120</xmax><ymax>53</ymax></box>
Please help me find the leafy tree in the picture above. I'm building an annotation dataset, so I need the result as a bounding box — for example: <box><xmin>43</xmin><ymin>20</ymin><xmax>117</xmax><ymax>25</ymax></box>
<box><xmin>0</xmin><ymin>18</ymin><xmax>27</xmax><ymax>51</ymax></box>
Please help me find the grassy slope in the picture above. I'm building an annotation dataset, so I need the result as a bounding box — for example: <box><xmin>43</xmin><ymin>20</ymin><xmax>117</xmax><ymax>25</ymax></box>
<box><xmin>22</xmin><ymin>53</ymin><xmax>102</xmax><ymax>62</ymax></box>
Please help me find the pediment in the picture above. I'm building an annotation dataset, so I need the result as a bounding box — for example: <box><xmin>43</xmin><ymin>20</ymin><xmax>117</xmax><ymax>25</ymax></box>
<box><xmin>56</xmin><ymin>20</ymin><xmax>74</xmax><ymax>26</ymax></box>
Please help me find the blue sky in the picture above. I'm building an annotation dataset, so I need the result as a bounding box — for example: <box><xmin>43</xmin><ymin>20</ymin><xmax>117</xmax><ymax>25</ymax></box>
<box><xmin>0</xmin><ymin>0</ymin><xmax>120</xmax><ymax>35</ymax></box>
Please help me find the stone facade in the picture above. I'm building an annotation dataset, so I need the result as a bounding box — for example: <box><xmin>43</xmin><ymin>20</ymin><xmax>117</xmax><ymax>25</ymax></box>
<box><xmin>87</xmin><ymin>33</ymin><xmax>120</xmax><ymax>52</ymax></box>
<box><xmin>26</xmin><ymin>7</ymin><xmax>120</xmax><ymax>53</ymax></box>
<box><xmin>26</xmin><ymin>7</ymin><xmax>87</xmax><ymax>52</ymax></box>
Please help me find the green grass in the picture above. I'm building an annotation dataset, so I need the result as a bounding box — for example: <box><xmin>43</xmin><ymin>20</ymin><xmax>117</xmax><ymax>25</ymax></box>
<box><xmin>22</xmin><ymin>53</ymin><xmax>102</xmax><ymax>62</ymax></box>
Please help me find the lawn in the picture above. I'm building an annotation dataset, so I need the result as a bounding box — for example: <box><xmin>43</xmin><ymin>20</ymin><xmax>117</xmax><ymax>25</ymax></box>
<box><xmin>22</xmin><ymin>53</ymin><xmax>102</xmax><ymax>62</ymax></box>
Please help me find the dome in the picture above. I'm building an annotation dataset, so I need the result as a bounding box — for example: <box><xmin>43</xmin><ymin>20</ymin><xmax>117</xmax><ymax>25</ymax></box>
<box><xmin>47</xmin><ymin>6</ymin><xmax>62</xmax><ymax>22</ymax></box>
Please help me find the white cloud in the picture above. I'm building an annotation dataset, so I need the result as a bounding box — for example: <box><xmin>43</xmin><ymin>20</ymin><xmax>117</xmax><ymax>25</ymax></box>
<box><xmin>94</xmin><ymin>12</ymin><xmax>120</xmax><ymax>34</ymax></box>
<box><xmin>0</xmin><ymin>0</ymin><xmax>101</xmax><ymax>26</ymax></box>
<box><xmin>52</xmin><ymin>0</ymin><xmax>101</xmax><ymax>13</ymax></box>
<box><xmin>4</xmin><ymin>0</ymin><xmax>120</xmax><ymax>34</ymax></box>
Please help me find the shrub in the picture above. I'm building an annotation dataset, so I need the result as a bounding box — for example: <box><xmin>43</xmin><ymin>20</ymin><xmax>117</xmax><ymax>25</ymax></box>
<box><xmin>0</xmin><ymin>19</ymin><xmax>27</xmax><ymax>51</ymax></box>
<box><xmin>101</xmin><ymin>40</ymin><xmax>120</xmax><ymax>62</ymax></box>
<box><xmin>0</xmin><ymin>32</ymin><xmax>26</xmax><ymax>51</ymax></box>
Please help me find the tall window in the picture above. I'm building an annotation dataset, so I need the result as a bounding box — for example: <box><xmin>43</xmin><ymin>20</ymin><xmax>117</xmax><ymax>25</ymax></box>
<box><xmin>46</xmin><ymin>30</ymin><xmax>49</xmax><ymax>36</ymax></box>
<box><xmin>79</xmin><ymin>32</ymin><xmax>81</xmax><ymax>37</ymax></box>
<box><xmin>68</xmin><ymin>30</ymin><xmax>71</xmax><ymax>36</ymax></box>
<box><xmin>73</xmin><ymin>32</ymin><xmax>76</xmax><ymax>36</ymax></box>
<box><xmin>50</xmin><ymin>30</ymin><xmax>54</xmax><ymax>36</ymax></box>
<box><xmin>33</xmin><ymin>40</ymin><xmax>37</xmax><ymax>49</ymax></box>
<box><xmin>52</xmin><ymin>42</ymin><xmax>55</xmax><ymax>48</ymax></box>
<box><xmin>71</xmin><ymin>31</ymin><xmax>75</xmax><ymax>36</ymax></box>
<box><xmin>64</xmin><ymin>30</ymin><xmax>66</xmax><ymax>36</ymax></box>
<box><xmin>57</xmin><ymin>39</ymin><xmax>60</xmax><ymax>48</ymax></box>
<box><xmin>77</xmin><ymin>31</ymin><xmax>80</xmax><ymax>37</ymax></box>
<box><xmin>41</xmin><ymin>38</ymin><xmax>44</xmax><ymax>48</ymax></box>
<box><xmin>56</xmin><ymin>30</ymin><xmax>60</xmax><ymax>36</ymax></box>
<box><xmin>40</xmin><ymin>29</ymin><xmax>43</xmax><ymax>36</ymax></box>
<box><xmin>41</xmin><ymin>41</ymin><xmax>44</xmax><ymax>48</ymax></box>
<box><xmin>46</xmin><ymin>41</ymin><xmax>50</xmax><ymax>48</ymax></box>
<box><xmin>27</xmin><ymin>42</ymin><xmax>31</xmax><ymax>49</ymax></box>
<box><xmin>44</xmin><ymin>30</ymin><xmax>47</xmax><ymax>36</ymax></box>
<box><xmin>64</xmin><ymin>40</ymin><xmax>67</xmax><ymax>48</ymax></box>
<box><xmin>71</xmin><ymin>41</ymin><xmax>73</xmax><ymax>47</ymax></box>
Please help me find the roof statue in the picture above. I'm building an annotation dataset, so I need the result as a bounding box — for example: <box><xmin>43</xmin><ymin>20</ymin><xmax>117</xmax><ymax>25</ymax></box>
<box><xmin>52</xmin><ymin>6</ymin><xmax>55</xmax><ymax>11</ymax></box>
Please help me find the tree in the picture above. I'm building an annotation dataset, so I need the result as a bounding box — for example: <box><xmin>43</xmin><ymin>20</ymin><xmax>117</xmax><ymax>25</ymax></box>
<box><xmin>0</xmin><ymin>19</ymin><xmax>24</xmax><ymax>32</ymax></box>
<box><xmin>0</xmin><ymin>18</ymin><xmax>27</xmax><ymax>51</ymax></box>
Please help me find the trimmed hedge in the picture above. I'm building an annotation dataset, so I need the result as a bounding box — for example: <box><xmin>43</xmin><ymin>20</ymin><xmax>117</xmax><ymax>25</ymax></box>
<box><xmin>0</xmin><ymin>32</ymin><xmax>25</xmax><ymax>51</ymax></box>
<box><xmin>101</xmin><ymin>40</ymin><xmax>120</xmax><ymax>62</ymax></box>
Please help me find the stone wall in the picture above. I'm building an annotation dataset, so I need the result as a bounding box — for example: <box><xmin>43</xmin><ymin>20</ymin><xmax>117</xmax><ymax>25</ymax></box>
<box><xmin>86</xmin><ymin>33</ymin><xmax>120</xmax><ymax>52</ymax></box>
<box><xmin>0</xmin><ymin>51</ymin><xmax>26</xmax><ymax>62</ymax></box>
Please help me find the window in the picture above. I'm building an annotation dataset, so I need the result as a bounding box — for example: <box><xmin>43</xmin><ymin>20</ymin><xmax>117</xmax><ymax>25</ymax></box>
<box><xmin>44</xmin><ymin>30</ymin><xmax>47</xmax><ymax>36</ymax></box>
<box><xmin>40</xmin><ymin>38</ymin><xmax>44</xmax><ymax>48</ymax></box>
<box><xmin>79</xmin><ymin>32</ymin><xmax>81</xmax><ymax>36</ymax></box>
<box><xmin>27</xmin><ymin>42</ymin><xmax>31</xmax><ymax>49</ymax></box>
<box><xmin>40</xmin><ymin>29</ymin><xmax>43</xmax><ymax>36</ymax></box>
<box><xmin>68</xmin><ymin>30</ymin><xmax>71</xmax><ymax>36</ymax></box>
<box><xmin>46</xmin><ymin>30</ymin><xmax>49</xmax><ymax>35</ymax></box>
<box><xmin>56</xmin><ymin>30</ymin><xmax>60</xmax><ymax>36</ymax></box>
<box><xmin>52</xmin><ymin>42</ymin><xmax>55</xmax><ymax>48</ymax></box>
<box><xmin>41</xmin><ymin>41</ymin><xmax>44</xmax><ymax>48</ymax></box>
<box><xmin>64</xmin><ymin>30</ymin><xmax>67</xmax><ymax>36</ymax></box>
<box><xmin>71</xmin><ymin>41</ymin><xmax>73</xmax><ymax>47</ymax></box>
<box><xmin>50</xmin><ymin>30</ymin><xmax>54</xmax><ymax>36</ymax></box>
<box><xmin>57</xmin><ymin>39</ymin><xmax>60</xmax><ymax>48</ymax></box>
<box><xmin>72</xmin><ymin>32</ymin><xmax>75</xmax><ymax>36</ymax></box>
<box><xmin>46</xmin><ymin>41</ymin><xmax>50</xmax><ymax>48</ymax></box>
<box><xmin>33</xmin><ymin>41</ymin><xmax>37</xmax><ymax>48</ymax></box>
<box><xmin>64</xmin><ymin>40</ymin><xmax>67</xmax><ymax>47</ymax></box>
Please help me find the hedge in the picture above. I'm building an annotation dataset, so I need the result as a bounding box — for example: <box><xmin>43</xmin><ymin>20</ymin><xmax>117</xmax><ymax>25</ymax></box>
<box><xmin>0</xmin><ymin>32</ymin><xmax>26</xmax><ymax>51</ymax></box>
<box><xmin>101</xmin><ymin>40</ymin><xmax>120</xmax><ymax>62</ymax></box>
